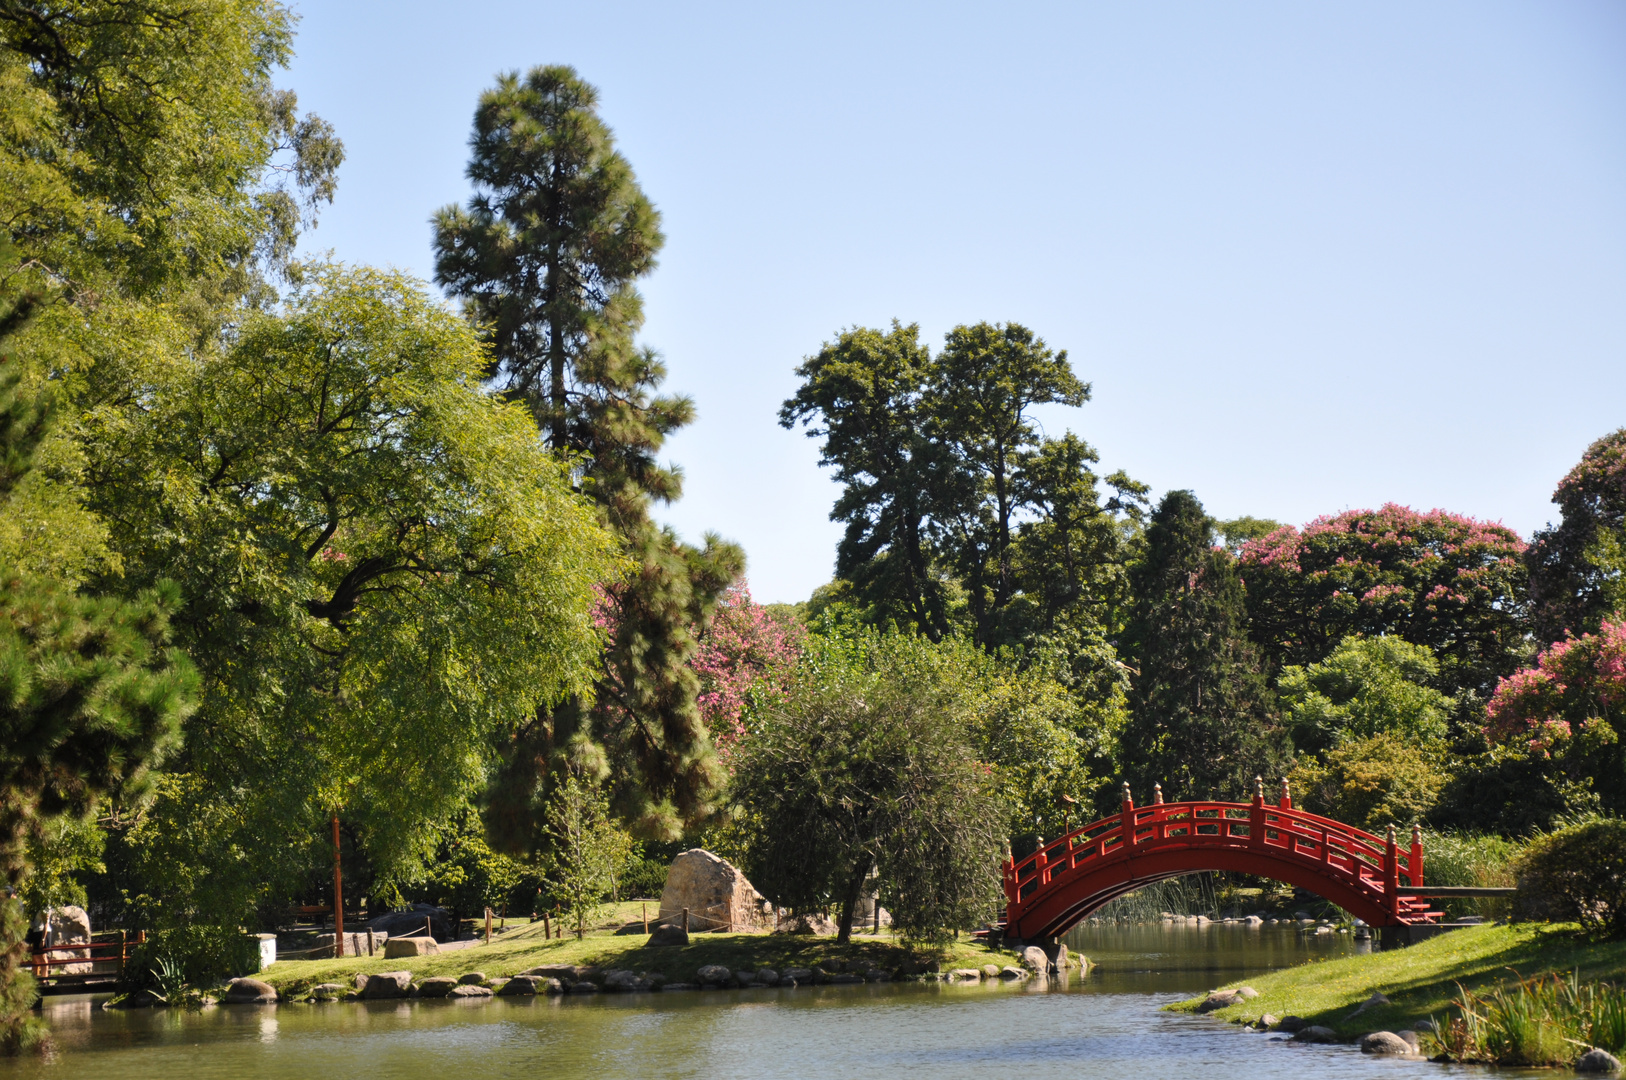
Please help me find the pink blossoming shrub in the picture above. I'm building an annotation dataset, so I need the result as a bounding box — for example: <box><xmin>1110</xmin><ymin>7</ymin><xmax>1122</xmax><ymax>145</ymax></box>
<box><xmin>692</xmin><ymin>583</ymin><xmax>804</xmax><ymax>758</ymax></box>
<box><xmin>1486</xmin><ymin>619</ymin><xmax>1626</xmax><ymax>755</ymax></box>
<box><xmin>1238</xmin><ymin>504</ymin><xmax>1527</xmax><ymax>694</ymax></box>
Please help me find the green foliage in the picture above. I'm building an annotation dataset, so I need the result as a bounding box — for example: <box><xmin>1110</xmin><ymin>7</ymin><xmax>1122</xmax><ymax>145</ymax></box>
<box><xmin>1279</xmin><ymin>635</ymin><xmax>1453</xmax><ymax>758</ymax></box>
<box><xmin>1422</xmin><ymin>832</ymin><xmax>1520</xmax><ymax>919</ymax></box>
<box><xmin>1217</xmin><ymin>516</ymin><xmax>1284</xmax><ymax>555</ymax></box>
<box><xmin>1121</xmin><ymin>490</ymin><xmax>1286</xmax><ymax>802</ymax></box>
<box><xmin>19</xmin><ymin>814</ymin><xmax>104</xmax><ymax>917</ymax></box>
<box><xmin>0</xmin><ymin>897</ymin><xmax>42</xmax><ymax>1054</ymax></box>
<box><xmin>1436</xmin><ymin>971</ymin><xmax>1626</xmax><ymax>1065</ymax></box>
<box><xmin>82</xmin><ymin>264</ymin><xmax>621</xmax><ymax>886</ymax></box>
<box><xmin>435</xmin><ymin>65</ymin><xmax>741</xmax><ymax>840</ymax></box>
<box><xmin>730</xmin><ymin>629</ymin><xmax>1007</xmax><ymax>945</ymax></box>
<box><xmin>0</xmin><ymin>0</ymin><xmax>341</xmax><ymax>296</ymax></box>
<box><xmin>1289</xmin><ymin>734</ymin><xmax>1447</xmax><ymax>832</ymax></box>
<box><xmin>1528</xmin><ymin>429</ymin><xmax>1626</xmax><ymax>642</ymax></box>
<box><xmin>780</xmin><ymin>321</ymin><xmax>1145</xmax><ymax>652</ymax></box>
<box><xmin>1513</xmin><ymin>819</ymin><xmax>1626</xmax><ymax>939</ymax></box>
<box><xmin>542</xmin><ymin>773</ymin><xmax>633</xmax><ymax>938</ymax></box>
<box><xmin>408</xmin><ymin>810</ymin><xmax>527</xmax><ymax>923</ymax></box>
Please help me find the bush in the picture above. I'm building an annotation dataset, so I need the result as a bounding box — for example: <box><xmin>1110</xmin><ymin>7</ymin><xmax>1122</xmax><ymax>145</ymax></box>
<box><xmin>1287</xmin><ymin>734</ymin><xmax>1446</xmax><ymax>833</ymax></box>
<box><xmin>1512</xmin><ymin>819</ymin><xmax>1626</xmax><ymax>938</ymax></box>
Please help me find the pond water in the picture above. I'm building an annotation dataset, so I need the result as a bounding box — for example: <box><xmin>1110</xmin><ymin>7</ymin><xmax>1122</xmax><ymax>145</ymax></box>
<box><xmin>6</xmin><ymin>925</ymin><xmax>1556</xmax><ymax>1079</ymax></box>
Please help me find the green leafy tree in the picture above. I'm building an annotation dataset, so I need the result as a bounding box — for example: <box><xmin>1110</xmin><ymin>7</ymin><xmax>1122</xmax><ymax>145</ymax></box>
<box><xmin>1527</xmin><ymin>429</ymin><xmax>1626</xmax><ymax>643</ymax></box>
<box><xmin>730</xmin><ymin>630</ymin><xmax>1007</xmax><ymax>945</ymax></box>
<box><xmin>434</xmin><ymin>65</ymin><xmax>742</xmax><ymax>841</ymax></box>
<box><xmin>1279</xmin><ymin>635</ymin><xmax>1454</xmax><ymax>758</ymax></box>
<box><xmin>1120</xmin><ymin>490</ymin><xmax>1286</xmax><ymax>802</ymax></box>
<box><xmin>543</xmin><ymin>772</ymin><xmax>632</xmax><ymax>938</ymax></box>
<box><xmin>79</xmin><ymin>266</ymin><xmax>621</xmax><ymax>939</ymax></box>
<box><xmin>1287</xmin><ymin>734</ymin><xmax>1447</xmax><ymax>833</ymax></box>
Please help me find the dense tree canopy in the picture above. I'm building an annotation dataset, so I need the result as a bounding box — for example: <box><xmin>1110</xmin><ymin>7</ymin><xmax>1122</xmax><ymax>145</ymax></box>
<box><xmin>1238</xmin><ymin>505</ymin><xmax>1528</xmax><ymax>699</ymax></box>
<box><xmin>1279</xmin><ymin>636</ymin><xmax>1453</xmax><ymax>758</ymax></box>
<box><xmin>1120</xmin><ymin>491</ymin><xmax>1286</xmax><ymax>802</ymax></box>
<box><xmin>1527</xmin><ymin>429</ymin><xmax>1626</xmax><ymax>644</ymax></box>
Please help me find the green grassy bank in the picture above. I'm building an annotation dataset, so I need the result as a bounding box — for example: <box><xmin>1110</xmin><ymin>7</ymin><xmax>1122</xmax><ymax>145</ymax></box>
<box><xmin>1168</xmin><ymin>923</ymin><xmax>1626</xmax><ymax>1039</ymax></box>
<box><xmin>256</xmin><ymin>903</ymin><xmax>1022</xmax><ymax>996</ymax></box>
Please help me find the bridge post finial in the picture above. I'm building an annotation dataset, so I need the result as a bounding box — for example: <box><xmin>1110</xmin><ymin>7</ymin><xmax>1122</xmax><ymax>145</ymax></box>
<box><xmin>1253</xmin><ymin>775</ymin><xmax>1264</xmax><ymax>805</ymax></box>
<box><xmin>1410</xmin><ymin>822</ymin><xmax>1424</xmax><ymax>889</ymax></box>
<box><xmin>1386</xmin><ymin>824</ymin><xmax>1396</xmax><ymax>843</ymax></box>
<box><xmin>1152</xmin><ymin>783</ymin><xmax>1163</xmax><ymax>804</ymax></box>
<box><xmin>1279</xmin><ymin>778</ymin><xmax>1292</xmax><ymax>809</ymax></box>
<box><xmin>1121</xmin><ymin>781</ymin><xmax>1133</xmax><ymax>810</ymax></box>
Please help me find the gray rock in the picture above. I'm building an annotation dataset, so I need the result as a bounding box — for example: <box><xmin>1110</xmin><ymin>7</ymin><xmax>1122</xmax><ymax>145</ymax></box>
<box><xmin>658</xmin><ymin>848</ymin><xmax>774</xmax><ymax>933</ymax></box>
<box><xmin>696</xmin><ymin>964</ymin><xmax>732</xmax><ymax>986</ymax></box>
<box><xmin>1055</xmin><ymin>943</ymin><xmax>1069</xmax><ymax>971</ymax></box>
<box><xmin>863</xmin><ymin>968</ymin><xmax>890</xmax><ymax>982</ymax></box>
<box><xmin>1245</xmin><ymin>915</ymin><xmax>1264</xmax><ymax>926</ymax></box>
<box><xmin>1346</xmin><ymin>990</ymin><xmax>1391</xmax><ymax>1019</ymax></box>
<box><xmin>223</xmin><ymin>978</ymin><xmax>277</xmax><ymax>1004</ymax></box>
<box><xmin>1292</xmin><ymin>1025</ymin><xmax>1339</xmax><ymax>1044</ymax></box>
<box><xmin>361</xmin><ymin>971</ymin><xmax>413</xmax><ymax>1000</ymax></box>
<box><xmin>781</xmin><ymin>967</ymin><xmax>812</xmax><ymax>983</ymax></box>
<box><xmin>950</xmin><ymin>968</ymin><xmax>984</xmax><ymax>981</ymax></box>
<box><xmin>497</xmin><ymin>975</ymin><xmax>540</xmax><ymax>996</ymax></box>
<box><xmin>449</xmin><ymin>984</ymin><xmax>493</xmax><ymax>999</ymax></box>
<box><xmin>981</xmin><ymin>964</ymin><xmax>1001</xmax><ymax>978</ymax></box>
<box><xmin>1197</xmin><ymin>990</ymin><xmax>1240</xmax><ymax>1013</ymax></box>
<box><xmin>310</xmin><ymin>983</ymin><xmax>345</xmax><ymax>1002</ymax></box>
<box><xmin>1021</xmin><ymin>946</ymin><xmax>1050</xmax><ymax>973</ymax></box>
<box><xmin>523</xmin><ymin>964</ymin><xmax>585</xmax><ymax>980</ymax></box>
<box><xmin>1235</xmin><ymin>986</ymin><xmax>1260</xmax><ymax>999</ymax></box>
<box><xmin>603</xmin><ymin>969</ymin><xmax>648</xmax><ymax>992</ymax></box>
<box><xmin>774</xmin><ymin>913</ymin><xmax>839</xmax><ymax>935</ymax></box>
<box><xmin>367</xmin><ymin>903</ymin><xmax>454</xmax><ymax>942</ymax></box>
<box><xmin>1256</xmin><ymin>1014</ymin><xmax>1280</xmax><ymax>1030</ymax></box>
<box><xmin>1413</xmin><ymin>1019</ymin><xmax>1438</xmax><ymax>1033</ymax></box>
<box><xmin>417</xmin><ymin>976</ymin><xmax>458</xmax><ymax>998</ymax></box>
<box><xmin>827</xmin><ymin>973</ymin><xmax>863</xmax><ymax>984</ymax></box>
<box><xmin>458</xmin><ymin>972</ymin><xmax>486</xmax><ymax>985</ymax></box>
<box><xmin>567</xmin><ymin>981</ymin><xmax>599</xmax><ymax>993</ymax></box>
<box><xmin>647</xmin><ymin>924</ymin><xmax>689</xmax><ymax>947</ymax></box>
<box><xmin>1000</xmin><ymin>966</ymin><xmax>1027</xmax><ymax>980</ymax></box>
<box><xmin>1577</xmin><ymin>1049</ymin><xmax>1622</xmax><ymax>1074</ymax></box>
<box><xmin>33</xmin><ymin>905</ymin><xmax>94</xmax><ymax>975</ymax></box>
<box><xmin>755</xmin><ymin>968</ymin><xmax>779</xmax><ymax>985</ymax></box>
<box><xmin>1274</xmin><ymin>1016</ymin><xmax>1308</xmax><ymax>1033</ymax></box>
<box><xmin>1361</xmin><ymin>1031</ymin><xmax>1414</xmax><ymax>1055</ymax></box>
<box><xmin>1394</xmin><ymin>1030</ymin><xmax>1421</xmax><ymax>1050</ymax></box>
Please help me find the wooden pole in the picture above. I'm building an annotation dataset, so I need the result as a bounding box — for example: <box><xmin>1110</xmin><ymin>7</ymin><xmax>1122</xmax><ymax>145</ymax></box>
<box><xmin>683</xmin><ymin>906</ymin><xmax>690</xmax><ymax>934</ymax></box>
<box><xmin>642</xmin><ymin>902</ymin><xmax>648</xmax><ymax>933</ymax></box>
<box><xmin>543</xmin><ymin>911</ymin><xmax>550</xmax><ymax>939</ymax></box>
<box><xmin>485</xmin><ymin>906</ymin><xmax>493</xmax><ymax>945</ymax></box>
<box><xmin>332</xmin><ymin>813</ymin><xmax>345</xmax><ymax>958</ymax></box>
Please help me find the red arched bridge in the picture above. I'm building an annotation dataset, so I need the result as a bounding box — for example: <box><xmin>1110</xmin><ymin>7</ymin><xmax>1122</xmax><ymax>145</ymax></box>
<box><xmin>1001</xmin><ymin>779</ymin><xmax>1443</xmax><ymax>943</ymax></box>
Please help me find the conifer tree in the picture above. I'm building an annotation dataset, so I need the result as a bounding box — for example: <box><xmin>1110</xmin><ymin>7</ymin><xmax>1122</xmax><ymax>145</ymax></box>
<box><xmin>434</xmin><ymin>66</ymin><xmax>742</xmax><ymax>839</ymax></box>
<box><xmin>1120</xmin><ymin>490</ymin><xmax>1285</xmax><ymax>802</ymax></box>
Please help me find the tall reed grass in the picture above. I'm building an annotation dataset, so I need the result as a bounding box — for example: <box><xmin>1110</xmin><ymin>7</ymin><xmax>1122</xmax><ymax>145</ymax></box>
<box><xmin>1422</xmin><ymin>832</ymin><xmax>1520</xmax><ymax>920</ymax></box>
<box><xmin>1431</xmin><ymin>970</ymin><xmax>1626</xmax><ymax>1065</ymax></box>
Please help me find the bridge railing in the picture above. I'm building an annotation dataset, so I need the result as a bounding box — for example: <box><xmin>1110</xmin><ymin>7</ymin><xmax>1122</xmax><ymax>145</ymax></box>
<box><xmin>1003</xmin><ymin>781</ymin><xmax>1424</xmax><ymax>925</ymax></box>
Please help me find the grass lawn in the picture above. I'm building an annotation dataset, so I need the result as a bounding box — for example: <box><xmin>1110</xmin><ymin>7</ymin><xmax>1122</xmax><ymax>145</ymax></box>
<box><xmin>1168</xmin><ymin>923</ymin><xmax>1626</xmax><ymax>1037</ymax></box>
<box><xmin>257</xmin><ymin>902</ymin><xmax>1021</xmax><ymax>995</ymax></box>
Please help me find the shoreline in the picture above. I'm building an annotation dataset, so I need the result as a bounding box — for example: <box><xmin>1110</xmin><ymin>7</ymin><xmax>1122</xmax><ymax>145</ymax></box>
<box><xmin>1165</xmin><ymin>923</ymin><xmax>1626</xmax><ymax>1048</ymax></box>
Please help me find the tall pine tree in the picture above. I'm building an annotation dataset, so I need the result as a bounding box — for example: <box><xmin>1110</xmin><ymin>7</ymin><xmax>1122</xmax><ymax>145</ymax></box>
<box><xmin>1120</xmin><ymin>490</ymin><xmax>1285</xmax><ymax>803</ymax></box>
<box><xmin>434</xmin><ymin>66</ymin><xmax>741</xmax><ymax>840</ymax></box>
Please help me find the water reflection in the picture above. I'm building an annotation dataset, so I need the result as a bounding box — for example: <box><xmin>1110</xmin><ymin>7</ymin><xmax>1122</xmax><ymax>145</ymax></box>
<box><xmin>6</xmin><ymin>929</ymin><xmax>1557</xmax><ymax>1080</ymax></box>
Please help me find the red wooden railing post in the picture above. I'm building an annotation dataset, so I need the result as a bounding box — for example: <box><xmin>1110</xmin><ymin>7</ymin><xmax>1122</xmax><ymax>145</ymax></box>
<box><xmin>1278</xmin><ymin>778</ymin><xmax>1292</xmax><ymax>810</ymax></box>
<box><xmin>1120</xmin><ymin>783</ymin><xmax>1136</xmax><ymax>849</ymax></box>
<box><xmin>1036</xmin><ymin>837</ymin><xmax>1048</xmax><ymax>886</ymax></box>
<box><xmin>1410</xmin><ymin>823</ymin><xmax>1424</xmax><ymax>888</ymax></box>
<box><xmin>1384</xmin><ymin>825</ymin><xmax>1399</xmax><ymax>913</ymax></box>
<box><xmin>1003</xmin><ymin>851</ymin><xmax>1018</xmax><ymax>920</ymax></box>
<box><xmin>1250</xmin><ymin>776</ymin><xmax>1264</xmax><ymax>848</ymax></box>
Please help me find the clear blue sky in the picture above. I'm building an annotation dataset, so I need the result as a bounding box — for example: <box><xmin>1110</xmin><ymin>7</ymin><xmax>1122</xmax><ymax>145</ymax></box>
<box><xmin>286</xmin><ymin>1</ymin><xmax>1626</xmax><ymax>604</ymax></box>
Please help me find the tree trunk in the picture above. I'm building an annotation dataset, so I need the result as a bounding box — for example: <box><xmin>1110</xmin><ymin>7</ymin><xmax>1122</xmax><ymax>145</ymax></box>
<box><xmin>835</xmin><ymin>855</ymin><xmax>873</xmax><ymax>945</ymax></box>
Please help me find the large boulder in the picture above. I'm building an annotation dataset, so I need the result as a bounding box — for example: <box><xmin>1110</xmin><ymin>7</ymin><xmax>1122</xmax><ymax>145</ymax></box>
<box><xmin>223</xmin><ymin>977</ymin><xmax>277</xmax><ymax>1004</ymax></box>
<box><xmin>774</xmin><ymin>913</ymin><xmax>837</xmax><ymax>936</ymax></box>
<box><xmin>695</xmin><ymin>965</ymin><xmax>732</xmax><ymax>986</ymax></box>
<box><xmin>1577</xmin><ymin>1049</ymin><xmax>1622</xmax><ymax>1074</ymax></box>
<box><xmin>367</xmin><ymin>903</ymin><xmax>455</xmax><ymax>942</ymax></box>
<box><xmin>1360</xmin><ymin>1031</ymin><xmax>1414</xmax><ymax>1055</ymax></box>
<box><xmin>497</xmin><ymin>975</ymin><xmax>541</xmax><ymax>996</ymax></box>
<box><xmin>1021</xmin><ymin>946</ymin><xmax>1051</xmax><ymax>974</ymax></box>
<box><xmin>658</xmin><ymin>849</ymin><xmax>773</xmax><ymax>933</ymax></box>
<box><xmin>360</xmin><ymin>971</ymin><xmax>414</xmax><ymax>999</ymax></box>
<box><xmin>449</xmin><ymin>984</ymin><xmax>493</xmax><ymax>999</ymax></box>
<box><xmin>417</xmin><ymin>977</ymin><xmax>458</xmax><ymax>998</ymax></box>
<box><xmin>383</xmin><ymin>937</ymin><xmax>438</xmax><ymax>958</ymax></box>
<box><xmin>33</xmin><ymin>905</ymin><xmax>93</xmax><ymax>975</ymax></box>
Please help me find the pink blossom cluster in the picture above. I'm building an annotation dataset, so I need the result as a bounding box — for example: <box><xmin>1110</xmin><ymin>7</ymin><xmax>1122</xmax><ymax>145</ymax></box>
<box><xmin>692</xmin><ymin>582</ymin><xmax>805</xmax><ymax>758</ymax></box>
<box><xmin>1554</xmin><ymin>430</ymin><xmax>1626</xmax><ymax>501</ymax></box>
<box><xmin>1240</xmin><ymin>504</ymin><xmax>1526</xmax><ymax>573</ymax></box>
<box><xmin>1485</xmin><ymin>619</ymin><xmax>1626</xmax><ymax>752</ymax></box>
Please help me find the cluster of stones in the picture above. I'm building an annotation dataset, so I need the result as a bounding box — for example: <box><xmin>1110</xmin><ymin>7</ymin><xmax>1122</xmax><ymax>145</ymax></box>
<box><xmin>1156</xmin><ymin>911</ymin><xmax>1350</xmax><ymax>934</ymax></box>
<box><xmin>216</xmin><ymin>949</ymin><xmax>1075</xmax><ymax>1007</ymax></box>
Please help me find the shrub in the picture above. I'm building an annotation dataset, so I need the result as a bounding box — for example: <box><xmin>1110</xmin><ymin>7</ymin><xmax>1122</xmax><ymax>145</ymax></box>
<box><xmin>1512</xmin><ymin>819</ymin><xmax>1626</xmax><ymax>938</ymax></box>
<box><xmin>1422</xmin><ymin>832</ymin><xmax>1520</xmax><ymax>920</ymax></box>
<box><xmin>1287</xmin><ymin>734</ymin><xmax>1446</xmax><ymax>833</ymax></box>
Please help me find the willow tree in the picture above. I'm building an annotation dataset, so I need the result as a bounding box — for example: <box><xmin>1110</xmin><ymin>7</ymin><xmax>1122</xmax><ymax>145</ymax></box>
<box><xmin>81</xmin><ymin>266</ymin><xmax>621</xmax><ymax>952</ymax></box>
<box><xmin>434</xmin><ymin>66</ymin><xmax>741</xmax><ymax>841</ymax></box>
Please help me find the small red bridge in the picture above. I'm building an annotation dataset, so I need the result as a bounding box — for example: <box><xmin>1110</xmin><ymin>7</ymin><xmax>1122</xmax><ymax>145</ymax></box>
<box><xmin>1001</xmin><ymin>779</ymin><xmax>1442</xmax><ymax>943</ymax></box>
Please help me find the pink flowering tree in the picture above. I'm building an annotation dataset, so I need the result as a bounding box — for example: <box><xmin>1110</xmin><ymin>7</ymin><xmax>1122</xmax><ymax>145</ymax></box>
<box><xmin>692</xmin><ymin>583</ymin><xmax>804</xmax><ymax>760</ymax></box>
<box><xmin>1238</xmin><ymin>505</ymin><xmax>1527</xmax><ymax>697</ymax></box>
<box><xmin>1485</xmin><ymin>619</ymin><xmax>1626</xmax><ymax>813</ymax></box>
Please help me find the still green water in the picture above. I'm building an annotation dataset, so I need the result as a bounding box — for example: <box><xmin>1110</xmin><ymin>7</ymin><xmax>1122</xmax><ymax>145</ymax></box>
<box><xmin>8</xmin><ymin>925</ymin><xmax>1549</xmax><ymax>1079</ymax></box>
